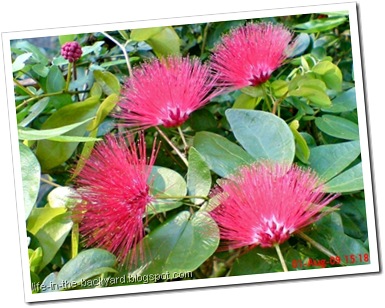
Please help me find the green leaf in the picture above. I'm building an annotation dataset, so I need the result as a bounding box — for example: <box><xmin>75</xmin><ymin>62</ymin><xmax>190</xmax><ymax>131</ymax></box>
<box><xmin>81</xmin><ymin>41</ymin><xmax>105</xmax><ymax>57</ymax></box>
<box><xmin>18</xmin><ymin>117</ymin><xmax>95</xmax><ymax>141</ymax></box>
<box><xmin>322</xmin><ymin>88</ymin><xmax>357</xmax><ymax>113</ymax></box>
<box><xmin>294</xmin><ymin>17</ymin><xmax>347</xmax><ymax>33</ymax></box>
<box><xmin>147</xmin><ymin>166</ymin><xmax>187</xmax><ymax>214</ymax></box>
<box><xmin>46</xmin><ymin>65</ymin><xmax>66</xmax><ymax>93</ymax></box>
<box><xmin>230</xmin><ymin>246</ymin><xmax>280</xmax><ymax>275</ymax></box>
<box><xmin>29</xmin><ymin>247</ymin><xmax>43</xmax><ymax>273</ymax></box>
<box><xmin>315</xmin><ymin>115</ymin><xmax>359</xmax><ymax>140</ymax></box>
<box><xmin>12</xmin><ymin>52</ymin><xmax>32</xmax><ymax>72</ymax></box>
<box><xmin>35</xmin><ymin>213</ymin><xmax>73</xmax><ymax>271</ymax></box>
<box><xmin>118</xmin><ymin>30</ymin><xmax>130</xmax><ymax>41</ymax></box>
<box><xmin>339</xmin><ymin>199</ymin><xmax>367</xmax><ymax>241</ymax></box>
<box><xmin>304</xmin><ymin>212</ymin><xmax>368</xmax><ymax>265</ymax></box>
<box><xmin>35</xmin><ymin>96</ymin><xmax>100</xmax><ymax>171</ymax></box>
<box><xmin>27</xmin><ymin>205</ymin><xmax>67</xmax><ymax>235</ymax></box>
<box><xmin>42</xmin><ymin>248</ymin><xmax>117</xmax><ymax>292</ymax></box>
<box><xmin>233</xmin><ymin>93</ymin><xmax>259</xmax><ymax>110</ymax></box>
<box><xmin>32</xmin><ymin>63</ymin><xmax>49</xmax><ymax>77</ymax></box>
<box><xmin>70</xmin><ymin>129</ymin><xmax>98</xmax><ymax>180</ymax></box>
<box><xmin>240</xmin><ymin>85</ymin><xmax>264</xmax><ymax>98</ymax></box>
<box><xmin>19</xmin><ymin>97</ymin><xmax>49</xmax><ymax>127</ymax></box>
<box><xmin>147</xmin><ymin>27</ymin><xmax>181</xmax><ymax>57</ymax></box>
<box><xmin>19</xmin><ymin>143</ymin><xmax>41</xmax><ymax>220</ymax></box>
<box><xmin>13</xmin><ymin>40</ymin><xmax>49</xmax><ymax>65</ymax></box>
<box><xmin>44</xmin><ymin>135</ymin><xmax>101</xmax><ymax>142</ymax></box>
<box><xmin>59</xmin><ymin>34</ymin><xmax>77</xmax><ymax>45</ymax></box>
<box><xmin>288</xmin><ymin>33</ymin><xmax>311</xmax><ymax>57</ymax></box>
<box><xmin>312</xmin><ymin>61</ymin><xmax>342</xmax><ymax>91</ymax></box>
<box><xmin>289</xmin><ymin>120</ymin><xmax>310</xmax><ymax>164</ymax></box>
<box><xmin>93</xmin><ymin>70</ymin><xmax>121</xmax><ymax>96</ymax></box>
<box><xmin>324</xmin><ymin>163</ymin><xmax>363</xmax><ymax>193</ymax></box>
<box><xmin>130</xmin><ymin>27</ymin><xmax>164</xmax><ymax>41</ymax></box>
<box><xmin>193</xmin><ymin>131</ymin><xmax>254</xmax><ymax>177</ymax></box>
<box><xmin>187</xmin><ymin>109</ymin><xmax>217</xmax><ymax>132</ymax></box>
<box><xmin>226</xmin><ymin>109</ymin><xmax>295</xmax><ymax>164</ymax></box>
<box><xmin>87</xmin><ymin>93</ymin><xmax>118</xmax><ymax>131</ymax></box>
<box><xmin>90</xmin><ymin>82</ymin><xmax>103</xmax><ymax>98</ymax></box>
<box><xmin>186</xmin><ymin>147</ymin><xmax>212</xmax><ymax>204</ymax></box>
<box><xmin>308</xmin><ymin>140</ymin><xmax>361</xmax><ymax>182</ymax></box>
<box><xmin>47</xmin><ymin>186</ymin><xmax>80</xmax><ymax>209</ymax></box>
<box><xmin>130</xmin><ymin>211</ymin><xmax>219</xmax><ymax>277</ymax></box>
<box><xmin>289</xmin><ymin>78</ymin><xmax>331</xmax><ymax>107</ymax></box>
<box><xmin>271</xmin><ymin>80</ymin><xmax>289</xmax><ymax>97</ymax></box>
<box><xmin>329</xmin><ymin>234</ymin><xmax>369</xmax><ymax>265</ymax></box>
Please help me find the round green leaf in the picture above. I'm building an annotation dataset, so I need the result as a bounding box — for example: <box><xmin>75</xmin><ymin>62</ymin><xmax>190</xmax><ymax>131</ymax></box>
<box><xmin>147</xmin><ymin>166</ymin><xmax>187</xmax><ymax>214</ymax></box>
<box><xmin>193</xmin><ymin>131</ymin><xmax>254</xmax><ymax>177</ymax></box>
<box><xmin>308</xmin><ymin>140</ymin><xmax>361</xmax><ymax>182</ymax></box>
<box><xmin>315</xmin><ymin>115</ymin><xmax>359</xmax><ymax>140</ymax></box>
<box><xmin>53</xmin><ymin>249</ymin><xmax>117</xmax><ymax>290</ymax></box>
<box><xmin>226</xmin><ymin>109</ymin><xmax>295</xmax><ymax>164</ymax></box>
<box><xmin>19</xmin><ymin>143</ymin><xmax>41</xmax><ymax>219</ymax></box>
<box><xmin>130</xmin><ymin>211</ymin><xmax>219</xmax><ymax>278</ymax></box>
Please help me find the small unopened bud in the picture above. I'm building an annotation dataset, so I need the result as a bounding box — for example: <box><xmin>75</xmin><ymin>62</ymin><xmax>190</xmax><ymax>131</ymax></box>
<box><xmin>61</xmin><ymin>41</ymin><xmax>82</xmax><ymax>63</ymax></box>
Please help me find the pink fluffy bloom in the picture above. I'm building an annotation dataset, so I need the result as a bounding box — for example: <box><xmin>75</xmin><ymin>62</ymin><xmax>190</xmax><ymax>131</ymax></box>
<box><xmin>209</xmin><ymin>163</ymin><xmax>339</xmax><ymax>250</ymax></box>
<box><xmin>210</xmin><ymin>22</ymin><xmax>297</xmax><ymax>89</ymax></box>
<box><xmin>116</xmin><ymin>56</ymin><xmax>219</xmax><ymax>129</ymax></box>
<box><xmin>73</xmin><ymin>133</ymin><xmax>158</xmax><ymax>266</ymax></box>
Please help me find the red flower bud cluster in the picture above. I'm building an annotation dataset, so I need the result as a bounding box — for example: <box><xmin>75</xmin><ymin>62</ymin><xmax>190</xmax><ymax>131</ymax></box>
<box><xmin>61</xmin><ymin>41</ymin><xmax>82</xmax><ymax>62</ymax></box>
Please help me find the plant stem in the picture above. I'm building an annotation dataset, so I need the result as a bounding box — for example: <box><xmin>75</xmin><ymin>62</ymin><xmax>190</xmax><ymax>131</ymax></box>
<box><xmin>40</xmin><ymin>177</ymin><xmax>61</xmax><ymax>187</ymax></box>
<box><xmin>297</xmin><ymin>231</ymin><xmax>346</xmax><ymax>265</ymax></box>
<box><xmin>274</xmin><ymin>244</ymin><xmax>288</xmax><ymax>272</ymax></box>
<box><xmin>16</xmin><ymin>89</ymin><xmax>89</xmax><ymax>111</ymax></box>
<box><xmin>272</xmin><ymin>91</ymin><xmax>289</xmax><ymax>115</ymax></box>
<box><xmin>201</xmin><ymin>23</ymin><xmax>210</xmax><ymax>57</ymax></box>
<box><xmin>71</xmin><ymin>223</ymin><xmax>79</xmax><ymax>259</ymax></box>
<box><xmin>13</xmin><ymin>78</ymin><xmax>36</xmax><ymax>97</ymax></box>
<box><xmin>155</xmin><ymin>126</ymin><xmax>189</xmax><ymax>167</ymax></box>
<box><xmin>101</xmin><ymin>31</ymin><xmax>133</xmax><ymax>76</ymax></box>
<box><xmin>65</xmin><ymin>62</ymin><xmax>72</xmax><ymax>92</ymax></box>
<box><xmin>177</xmin><ymin>126</ymin><xmax>188</xmax><ymax>152</ymax></box>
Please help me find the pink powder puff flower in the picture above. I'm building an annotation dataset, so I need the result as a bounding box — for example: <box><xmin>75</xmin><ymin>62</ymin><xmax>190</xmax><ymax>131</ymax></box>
<box><xmin>116</xmin><ymin>56</ymin><xmax>219</xmax><ymax>129</ymax></box>
<box><xmin>73</xmin><ymin>132</ymin><xmax>158</xmax><ymax>267</ymax></box>
<box><xmin>210</xmin><ymin>22</ymin><xmax>297</xmax><ymax>90</ymax></box>
<box><xmin>209</xmin><ymin>163</ymin><xmax>339</xmax><ymax>250</ymax></box>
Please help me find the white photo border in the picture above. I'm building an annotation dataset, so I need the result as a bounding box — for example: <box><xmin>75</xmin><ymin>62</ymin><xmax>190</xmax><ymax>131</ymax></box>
<box><xmin>2</xmin><ymin>1</ymin><xmax>379</xmax><ymax>303</ymax></box>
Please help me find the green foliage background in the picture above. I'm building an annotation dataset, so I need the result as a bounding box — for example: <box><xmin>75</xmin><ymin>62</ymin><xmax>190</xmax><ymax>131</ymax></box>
<box><xmin>12</xmin><ymin>11</ymin><xmax>370</xmax><ymax>293</ymax></box>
